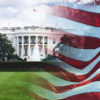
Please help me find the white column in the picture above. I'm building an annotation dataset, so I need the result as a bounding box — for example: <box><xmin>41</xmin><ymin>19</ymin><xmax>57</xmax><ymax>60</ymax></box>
<box><xmin>42</xmin><ymin>36</ymin><xmax>45</xmax><ymax>57</ymax></box>
<box><xmin>48</xmin><ymin>36</ymin><xmax>52</xmax><ymax>55</ymax></box>
<box><xmin>17</xmin><ymin>36</ymin><xmax>19</xmax><ymax>55</ymax></box>
<box><xmin>21</xmin><ymin>36</ymin><xmax>24</xmax><ymax>57</ymax></box>
<box><xmin>28</xmin><ymin>36</ymin><xmax>31</xmax><ymax>58</ymax></box>
<box><xmin>47</xmin><ymin>36</ymin><xmax>49</xmax><ymax>55</ymax></box>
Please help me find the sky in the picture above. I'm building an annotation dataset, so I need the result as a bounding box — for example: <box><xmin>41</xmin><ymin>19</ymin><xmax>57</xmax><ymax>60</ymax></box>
<box><xmin>0</xmin><ymin>0</ymin><xmax>95</xmax><ymax>27</ymax></box>
<box><xmin>0</xmin><ymin>0</ymin><xmax>55</xmax><ymax>27</ymax></box>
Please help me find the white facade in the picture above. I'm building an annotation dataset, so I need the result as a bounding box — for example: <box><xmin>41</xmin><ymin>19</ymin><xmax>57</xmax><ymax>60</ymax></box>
<box><xmin>0</xmin><ymin>26</ymin><xmax>64</xmax><ymax>61</ymax></box>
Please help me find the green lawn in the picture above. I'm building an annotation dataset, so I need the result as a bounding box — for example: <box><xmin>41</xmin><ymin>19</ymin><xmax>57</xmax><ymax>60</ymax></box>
<box><xmin>0</xmin><ymin>72</ymin><xmax>48</xmax><ymax>100</ymax></box>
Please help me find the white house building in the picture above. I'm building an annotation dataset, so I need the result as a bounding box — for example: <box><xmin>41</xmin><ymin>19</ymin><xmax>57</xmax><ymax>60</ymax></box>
<box><xmin>0</xmin><ymin>26</ymin><xmax>64</xmax><ymax>61</ymax></box>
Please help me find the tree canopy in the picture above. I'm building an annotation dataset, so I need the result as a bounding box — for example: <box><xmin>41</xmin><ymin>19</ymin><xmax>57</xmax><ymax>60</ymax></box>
<box><xmin>43</xmin><ymin>34</ymin><xmax>84</xmax><ymax>62</ymax></box>
<box><xmin>0</xmin><ymin>33</ymin><xmax>22</xmax><ymax>61</ymax></box>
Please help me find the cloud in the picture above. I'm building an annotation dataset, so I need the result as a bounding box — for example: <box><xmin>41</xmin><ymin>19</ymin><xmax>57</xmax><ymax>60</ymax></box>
<box><xmin>0</xmin><ymin>0</ymin><xmax>95</xmax><ymax>27</ymax></box>
<box><xmin>0</xmin><ymin>0</ymin><xmax>52</xmax><ymax>27</ymax></box>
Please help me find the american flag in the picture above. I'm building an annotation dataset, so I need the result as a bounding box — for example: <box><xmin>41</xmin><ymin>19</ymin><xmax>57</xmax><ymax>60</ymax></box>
<box><xmin>31</xmin><ymin>0</ymin><xmax>100</xmax><ymax>99</ymax></box>
<box><xmin>33</xmin><ymin>9</ymin><xmax>37</xmax><ymax>12</ymax></box>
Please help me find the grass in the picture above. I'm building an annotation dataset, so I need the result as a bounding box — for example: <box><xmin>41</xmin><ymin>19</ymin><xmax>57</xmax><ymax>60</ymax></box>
<box><xmin>0</xmin><ymin>72</ymin><xmax>48</xmax><ymax>100</ymax></box>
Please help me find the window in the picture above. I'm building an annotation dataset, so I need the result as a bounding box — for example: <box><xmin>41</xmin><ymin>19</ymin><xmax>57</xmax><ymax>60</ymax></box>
<box><xmin>31</xmin><ymin>36</ymin><xmax>36</xmax><ymax>44</ymax></box>
<box><xmin>39</xmin><ymin>46</ymin><xmax>42</xmax><ymax>55</ymax></box>
<box><xmin>38</xmin><ymin>36</ymin><xmax>42</xmax><ymax>44</ymax></box>
<box><xmin>53</xmin><ymin>39</ymin><xmax>56</xmax><ymax>44</ymax></box>
<box><xmin>19</xmin><ymin>37</ymin><xmax>22</xmax><ymax>44</ymax></box>
<box><xmin>24</xmin><ymin>47</ymin><xmax>28</xmax><ymax>56</ymax></box>
<box><xmin>31</xmin><ymin>47</ymin><xmax>34</xmax><ymax>56</ymax></box>
<box><xmin>24</xmin><ymin>36</ymin><xmax>28</xmax><ymax>44</ymax></box>
<box><xmin>19</xmin><ymin>46</ymin><xmax>22</xmax><ymax>56</ymax></box>
<box><xmin>45</xmin><ymin>47</ymin><xmax>47</xmax><ymax>56</ymax></box>
<box><xmin>44</xmin><ymin>37</ymin><xmax>48</xmax><ymax>44</ymax></box>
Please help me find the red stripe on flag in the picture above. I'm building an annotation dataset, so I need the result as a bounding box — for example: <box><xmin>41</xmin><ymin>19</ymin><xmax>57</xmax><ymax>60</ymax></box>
<box><xmin>48</xmin><ymin>74</ymin><xmax>100</xmax><ymax>93</ymax></box>
<box><xmin>43</xmin><ymin>62</ymin><xmax>100</xmax><ymax>82</ymax></box>
<box><xmin>61</xmin><ymin>92</ymin><xmax>100</xmax><ymax>100</ymax></box>
<box><xmin>48</xmin><ymin>49</ymin><xmax>100</xmax><ymax>69</ymax></box>
<box><xmin>50</xmin><ymin>5</ymin><xmax>100</xmax><ymax>27</ymax></box>
<box><xmin>50</xmin><ymin>29</ymin><xmax>100</xmax><ymax>49</ymax></box>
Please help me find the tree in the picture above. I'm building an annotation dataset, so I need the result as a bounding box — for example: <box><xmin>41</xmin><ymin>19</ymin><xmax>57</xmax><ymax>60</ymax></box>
<box><xmin>0</xmin><ymin>33</ymin><xmax>23</xmax><ymax>61</ymax></box>
<box><xmin>42</xmin><ymin>34</ymin><xmax>71</xmax><ymax>62</ymax></box>
<box><xmin>43</xmin><ymin>34</ymin><xmax>84</xmax><ymax>62</ymax></box>
<box><xmin>53</xmin><ymin>34</ymin><xmax>74</xmax><ymax>58</ymax></box>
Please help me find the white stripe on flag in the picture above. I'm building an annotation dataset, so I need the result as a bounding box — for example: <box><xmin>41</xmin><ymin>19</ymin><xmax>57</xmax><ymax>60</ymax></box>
<box><xmin>45</xmin><ymin>15</ymin><xmax>100</xmax><ymax>38</ymax></box>
<box><xmin>48</xmin><ymin>56</ymin><xmax>100</xmax><ymax>75</ymax></box>
<box><xmin>34</xmin><ymin>69</ymin><xmax>100</xmax><ymax>86</ymax></box>
<box><xmin>48</xmin><ymin>43</ymin><xmax>100</xmax><ymax>61</ymax></box>
<box><xmin>28</xmin><ymin>81</ymin><xmax>100</xmax><ymax>100</ymax></box>
<box><xmin>45</xmin><ymin>1</ymin><xmax>100</xmax><ymax>13</ymax></box>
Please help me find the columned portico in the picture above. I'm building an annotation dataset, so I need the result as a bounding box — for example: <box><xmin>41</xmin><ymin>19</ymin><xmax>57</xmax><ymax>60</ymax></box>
<box><xmin>0</xmin><ymin>26</ymin><xmax>62</xmax><ymax>61</ymax></box>
<box><xmin>16</xmin><ymin>35</ymin><xmax>49</xmax><ymax>61</ymax></box>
